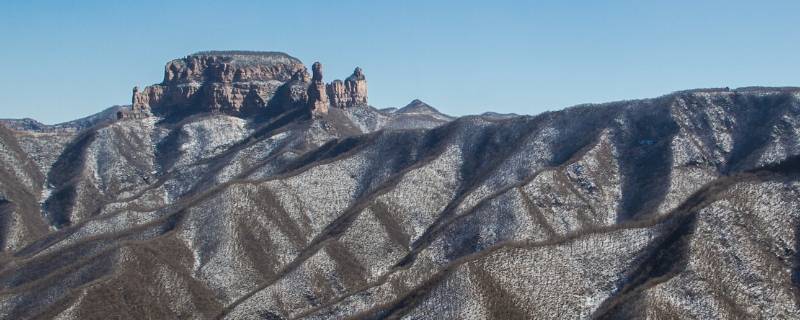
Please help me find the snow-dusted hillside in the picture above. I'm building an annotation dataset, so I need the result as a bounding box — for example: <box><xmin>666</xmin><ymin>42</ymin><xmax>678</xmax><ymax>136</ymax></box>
<box><xmin>1</xmin><ymin>52</ymin><xmax>799</xmax><ymax>319</ymax></box>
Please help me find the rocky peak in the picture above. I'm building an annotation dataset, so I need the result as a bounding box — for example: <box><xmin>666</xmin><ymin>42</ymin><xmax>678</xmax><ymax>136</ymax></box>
<box><xmin>328</xmin><ymin>67</ymin><xmax>368</xmax><ymax>108</ymax></box>
<box><xmin>348</xmin><ymin>67</ymin><xmax>366</xmax><ymax>81</ymax></box>
<box><xmin>397</xmin><ymin>99</ymin><xmax>439</xmax><ymax>114</ymax></box>
<box><xmin>311</xmin><ymin>62</ymin><xmax>324</xmax><ymax>82</ymax></box>
<box><xmin>308</xmin><ymin>62</ymin><xmax>329</xmax><ymax>115</ymax></box>
<box><xmin>308</xmin><ymin>63</ymin><xmax>370</xmax><ymax>115</ymax></box>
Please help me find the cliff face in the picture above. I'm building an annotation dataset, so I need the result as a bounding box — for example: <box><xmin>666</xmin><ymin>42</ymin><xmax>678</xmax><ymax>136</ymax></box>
<box><xmin>328</xmin><ymin>67</ymin><xmax>368</xmax><ymax>109</ymax></box>
<box><xmin>162</xmin><ymin>51</ymin><xmax>302</xmax><ymax>84</ymax></box>
<box><xmin>307</xmin><ymin>62</ymin><xmax>329</xmax><ymax>115</ymax></box>
<box><xmin>132</xmin><ymin>52</ymin><xmax>368</xmax><ymax>118</ymax></box>
<box><xmin>132</xmin><ymin>52</ymin><xmax>306</xmax><ymax>116</ymax></box>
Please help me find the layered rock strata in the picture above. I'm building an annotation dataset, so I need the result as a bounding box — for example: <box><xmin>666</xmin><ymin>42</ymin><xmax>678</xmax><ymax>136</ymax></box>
<box><xmin>132</xmin><ymin>51</ymin><xmax>306</xmax><ymax>116</ymax></box>
<box><xmin>307</xmin><ymin>62</ymin><xmax>329</xmax><ymax>115</ymax></box>
<box><xmin>328</xmin><ymin>67</ymin><xmax>368</xmax><ymax>108</ymax></box>
<box><xmin>131</xmin><ymin>52</ymin><xmax>368</xmax><ymax>118</ymax></box>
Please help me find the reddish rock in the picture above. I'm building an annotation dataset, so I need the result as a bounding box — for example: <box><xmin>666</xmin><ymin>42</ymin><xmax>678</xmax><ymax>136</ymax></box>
<box><xmin>132</xmin><ymin>52</ymin><xmax>368</xmax><ymax>118</ymax></box>
<box><xmin>308</xmin><ymin>62</ymin><xmax>329</xmax><ymax>115</ymax></box>
<box><xmin>133</xmin><ymin>51</ymin><xmax>306</xmax><ymax>116</ymax></box>
<box><xmin>328</xmin><ymin>67</ymin><xmax>368</xmax><ymax>108</ymax></box>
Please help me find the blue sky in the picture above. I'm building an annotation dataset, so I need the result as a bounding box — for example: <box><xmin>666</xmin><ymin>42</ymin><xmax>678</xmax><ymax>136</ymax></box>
<box><xmin>1</xmin><ymin>0</ymin><xmax>798</xmax><ymax>123</ymax></box>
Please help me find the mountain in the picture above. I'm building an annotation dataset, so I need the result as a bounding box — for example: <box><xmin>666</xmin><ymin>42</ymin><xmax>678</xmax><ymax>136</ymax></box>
<box><xmin>479</xmin><ymin>111</ymin><xmax>520</xmax><ymax>120</ymax></box>
<box><xmin>0</xmin><ymin>105</ymin><xmax>126</xmax><ymax>133</ymax></box>
<box><xmin>0</xmin><ymin>52</ymin><xmax>799</xmax><ymax>319</ymax></box>
<box><xmin>395</xmin><ymin>99</ymin><xmax>439</xmax><ymax>114</ymax></box>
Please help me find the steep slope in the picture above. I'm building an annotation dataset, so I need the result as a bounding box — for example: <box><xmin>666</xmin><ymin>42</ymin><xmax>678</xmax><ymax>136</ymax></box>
<box><xmin>0</xmin><ymin>52</ymin><xmax>799</xmax><ymax>319</ymax></box>
<box><xmin>0</xmin><ymin>125</ymin><xmax>49</xmax><ymax>253</ymax></box>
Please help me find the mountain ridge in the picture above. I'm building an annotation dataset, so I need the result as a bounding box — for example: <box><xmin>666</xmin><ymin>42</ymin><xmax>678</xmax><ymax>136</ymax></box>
<box><xmin>0</xmin><ymin>52</ymin><xmax>799</xmax><ymax>319</ymax></box>
<box><xmin>6</xmin><ymin>85</ymin><xmax>798</xmax><ymax>131</ymax></box>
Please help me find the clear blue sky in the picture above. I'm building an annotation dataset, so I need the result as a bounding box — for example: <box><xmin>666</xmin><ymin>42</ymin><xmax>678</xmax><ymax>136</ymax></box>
<box><xmin>1</xmin><ymin>0</ymin><xmax>798</xmax><ymax>124</ymax></box>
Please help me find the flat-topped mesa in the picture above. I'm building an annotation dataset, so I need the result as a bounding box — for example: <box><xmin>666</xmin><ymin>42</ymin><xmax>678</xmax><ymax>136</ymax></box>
<box><xmin>163</xmin><ymin>51</ymin><xmax>303</xmax><ymax>84</ymax></box>
<box><xmin>133</xmin><ymin>51</ymin><xmax>306</xmax><ymax>116</ymax></box>
<box><xmin>131</xmin><ymin>52</ymin><xmax>369</xmax><ymax>119</ymax></box>
<box><xmin>328</xmin><ymin>67</ymin><xmax>368</xmax><ymax>108</ymax></box>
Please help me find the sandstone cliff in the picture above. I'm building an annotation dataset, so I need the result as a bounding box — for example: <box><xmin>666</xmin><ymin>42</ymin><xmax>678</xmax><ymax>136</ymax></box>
<box><xmin>132</xmin><ymin>51</ymin><xmax>306</xmax><ymax>116</ymax></box>
<box><xmin>307</xmin><ymin>62</ymin><xmax>329</xmax><ymax>115</ymax></box>
<box><xmin>132</xmin><ymin>52</ymin><xmax>368</xmax><ymax>118</ymax></box>
<box><xmin>328</xmin><ymin>67</ymin><xmax>368</xmax><ymax>108</ymax></box>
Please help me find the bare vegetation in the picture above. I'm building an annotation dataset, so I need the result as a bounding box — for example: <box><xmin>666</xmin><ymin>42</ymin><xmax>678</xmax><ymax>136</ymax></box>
<box><xmin>0</xmin><ymin>87</ymin><xmax>799</xmax><ymax>319</ymax></box>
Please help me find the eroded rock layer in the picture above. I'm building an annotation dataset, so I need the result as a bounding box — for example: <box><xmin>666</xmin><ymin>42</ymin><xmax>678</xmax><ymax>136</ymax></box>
<box><xmin>133</xmin><ymin>51</ymin><xmax>307</xmax><ymax>116</ymax></box>
<box><xmin>328</xmin><ymin>67</ymin><xmax>368</xmax><ymax>109</ymax></box>
<box><xmin>132</xmin><ymin>52</ymin><xmax>368</xmax><ymax>118</ymax></box>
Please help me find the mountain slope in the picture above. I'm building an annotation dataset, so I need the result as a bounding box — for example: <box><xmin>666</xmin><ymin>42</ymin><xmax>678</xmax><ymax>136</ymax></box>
<box><xmin>0</xmin><ymin>53</ymin><xmax>799</xmax><ymax>319</ymax></box>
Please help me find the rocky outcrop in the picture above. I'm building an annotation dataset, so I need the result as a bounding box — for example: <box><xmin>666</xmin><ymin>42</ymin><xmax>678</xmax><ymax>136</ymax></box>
<box><xmin>116</xmin><ymin>87</ymin><xmax>152</xmax><ymax>120</ymax></box>
<box><xmin>132</xmin><ymin>52</ymin><xmax>368</xmax><ymax>118</ymax></box>
<box><xmin>307</xmin><ymin>62</ymin><xmax>329</xmax><ymax>115</ymax></box>
<box><xmin>328</xmin><ymin>67</ymin><xmax>368</xmax><ymax>108</ymax></box>
<box><xmin>306</xmin><ymin>62</ymin><xmax>370</xmax><ymax>115</ymax></box>
<box><xmin>268</xmin><ymin>69</ymin><xmax>311</xmax><ymax>113</ymax></box>
<box><xmin>162</xmin><ymin>51</ymin><xmax>302</xmax><ymax>84</ymax></box>
<box><xmin>132</xmin><ymin>51</ymin><xmax>306</xmax><ymax>116</ymax></box>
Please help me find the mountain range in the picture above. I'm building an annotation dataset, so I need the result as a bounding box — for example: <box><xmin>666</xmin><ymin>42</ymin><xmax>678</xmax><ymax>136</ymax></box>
<box><xmin>1</xmin><ymin>51</ymin><xmax>799</xmax><ymax>319</ymax></box>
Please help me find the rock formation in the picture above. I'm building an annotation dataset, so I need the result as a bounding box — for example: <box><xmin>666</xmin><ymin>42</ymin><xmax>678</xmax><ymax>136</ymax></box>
<box><xmin>131</xmin><ymin>52</ymin><xmax>368</xmax><ymax>118</ymax></box>
<box><xmin>306</xmin><ymin>62</ymin><xmax>370</xmax><ymax>115</ymax></box>
<box><xmin>132</xmin><ymin>51</ymin><xmax>306</xmax><ymax>116</ymax></box>
<box><xmin>328</xmin><ymin>67</ymin><xmax>368</xmax><ymax>108</ymax></box>
<box><xmin>307</xmin><ymin>62</ymin><xmax>329</xmax><ymax>115</ymax></box>
<box><xmin>268</xmin><ymin>69</ymin><xmax>312</xmax><ymax>113</ymax></box>
<box><xmin>114</xmin><ymin>87</ymin><xmax>152</xmax><ymax>120</ymax></box>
